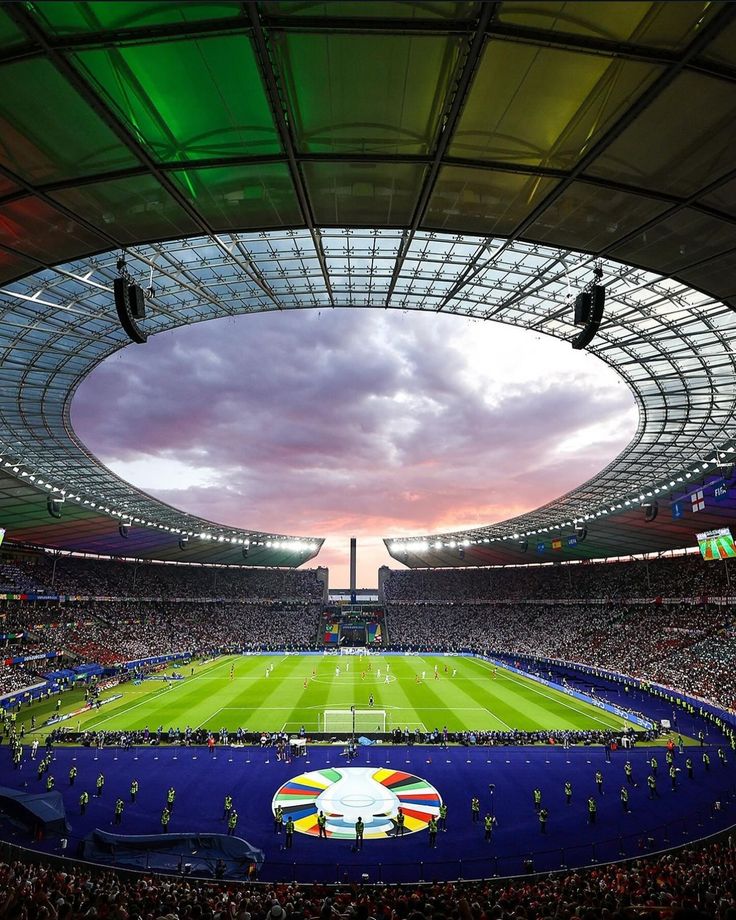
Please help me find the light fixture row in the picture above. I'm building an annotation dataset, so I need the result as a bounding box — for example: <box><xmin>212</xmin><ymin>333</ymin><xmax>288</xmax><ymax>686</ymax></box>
<box><xmin>1</xmin><ymin>456</ymin><xmax>318</xmax><ymax>553</ymax></box>
<box><xmin>388</xmin><ymin>448</ymin><xmax>735</xmax><ymax>554</ymax></box>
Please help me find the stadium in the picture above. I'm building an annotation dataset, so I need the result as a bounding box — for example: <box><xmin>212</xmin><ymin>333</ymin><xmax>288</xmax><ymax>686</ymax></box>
<box><xmin>1</xmin><ymin>0</ymin><xmax>736</xmax><ymax>915</ymax></box>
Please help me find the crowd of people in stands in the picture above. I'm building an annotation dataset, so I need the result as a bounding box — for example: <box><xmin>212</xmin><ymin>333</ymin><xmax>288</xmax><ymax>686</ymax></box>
<box><xmin>0</xmin><ymin>558</ymin><xmax>326</xmax><ymax>698</ymax></box>
<box><xmin>0</xmin><ymin>555</ymin><xmax>325</xmax><ymax>600</ymax></box>
<box><xmin>2</xmin><ymin>551</ymin><xmax>735</xmax><ymax>709</ymax></box>
<box><xmin>0</xmin><ymin>836</ymin><xmax>735</xmax><ymax>918</ymax></box>
<box><xmin>0</xmin><ymin>601</ymin><xmax>321</xmax><ymax>677</ymax></box>
<box><xmin>382</xmin><ymin>554</ymin><xmax>736</xmax><ymax>711</ymax></box>
<box><xmin>383</xmin><ymin>552</ymin><xmax>732</xmax><ymax>601</ymax></box>
<box><xmin>386</xmin><ymin>600</ymin><xmax>736</xmax><ymax>711</ymax></box>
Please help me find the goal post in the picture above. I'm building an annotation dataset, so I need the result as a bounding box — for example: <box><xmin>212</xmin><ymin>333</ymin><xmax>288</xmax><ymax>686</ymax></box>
<box><xmin>321</xmin><ymin>709</ymin><xmax>387</xmax><ymax>734</ymax></box>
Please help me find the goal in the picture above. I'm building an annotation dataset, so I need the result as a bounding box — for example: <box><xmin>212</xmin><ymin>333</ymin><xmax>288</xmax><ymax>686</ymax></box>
<box><xmin>321</xmin><ymin>709</ymin><xmax>387</xmax><ymax>734</ymax></box>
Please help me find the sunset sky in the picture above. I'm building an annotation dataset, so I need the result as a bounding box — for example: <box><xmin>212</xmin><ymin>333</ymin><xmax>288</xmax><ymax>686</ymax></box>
<box><xmin>72</xmin><ymin>309</ymin><xmax>637</xmax><ymax>586</ymax></box>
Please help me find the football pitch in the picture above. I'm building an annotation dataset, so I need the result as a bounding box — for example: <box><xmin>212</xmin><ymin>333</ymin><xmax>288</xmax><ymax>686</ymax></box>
<box><xmin>32</xmin><ymin>654</ymin><xmax>637</xmax><ymax>736</ymax></box>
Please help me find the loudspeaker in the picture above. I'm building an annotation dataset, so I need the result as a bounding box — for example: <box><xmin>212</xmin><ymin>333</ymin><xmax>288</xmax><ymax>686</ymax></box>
<box><xmin>47</xmin><ymin>497</ymin><xmax>63</xmax><ymax>519</ymax></box>
<box><xmin>572</xmin><ymin>285</ymin><xmax>605</xmax><ymax>351</ymax></box>
<box><xmin>574</xmin><ymin>291</ymin><xmax>591</xmax><ymax>325</ymax></box>
<box><xmin>118</xmin><ymin>523</ymin><xmax>129</xmax><ymax>539</ymax></box>
<box><xmin>178</xmin><ymin>537</ymin><xmax>188</xmax><ymax>551</ymax></box>
<box><xmin>644</xmin><ymin>500</ymin><xmax>658</xmax><ymax>523</ymax></box>
<box><xmin>242</xmin><ymin>546</ymin><xmax>249</xmax><ymax>560</ymax></box>
<box><xmin>114</xmin><ymin>277</ymin><xmax>147</xmax><ymax>344</ymax></box>
<box><xmin>128</xmin><ymin>284</ymin><xmax>146</xmax><ymax>320</ymax></box>
<box><xmin>519</xmin><ymin>538</ymin><xmax>528</xmax><ymax>553</ymax></box>
<box><xmin>575</xmin><ymin>525</ymin><xmax>588</xmax><ymax>542</ymax></box>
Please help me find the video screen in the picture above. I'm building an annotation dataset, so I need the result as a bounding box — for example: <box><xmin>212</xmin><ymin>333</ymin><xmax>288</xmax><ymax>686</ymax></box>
<box><xmin>696</xmin><ymin>528</ymin><xmax>736</xmax><ymax>561</ymax></box>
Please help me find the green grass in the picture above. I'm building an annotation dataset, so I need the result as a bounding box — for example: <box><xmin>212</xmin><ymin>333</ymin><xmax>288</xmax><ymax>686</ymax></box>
<box><xmin>20</xmin><ymin>655</ymin><xmax>639</xmax><ymax>737</ymax></box>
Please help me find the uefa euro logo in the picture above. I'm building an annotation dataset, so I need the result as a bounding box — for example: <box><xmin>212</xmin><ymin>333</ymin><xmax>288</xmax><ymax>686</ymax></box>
<box><xmin>272</xmin><ymin>767</ymin><xmax>442</xmax><ymax>839</ymax></box>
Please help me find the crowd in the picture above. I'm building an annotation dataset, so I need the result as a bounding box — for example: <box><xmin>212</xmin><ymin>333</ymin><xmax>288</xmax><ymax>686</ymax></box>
<box><xmin>0</xmin><ymin>661</ymin><xmax>45</xmax><ymax>698</ymax></box>
<box><xmin>383</xmin><ymin>552</ymin><xmax>733</xmax><ymax>601</ymax></box>
<box><xmin>1</xmin><ymin>835</ymin><xmax>735</xmax><ymax>918</ymax></box>
<box><xmin>1</xmin><ymin>601</ymin><xmax>321</xmax><ymax>662</ymax></box>
<box><xmin>0</xmin><ymin>601</ymin><xmax>322</xmax><ymax>697</ymax></box>
<box><xmin>2</xmin><ymin>552</ymin><xmax>735</xmax><ymax>710</ymax></box>
<box><xmin>386</xmin><ymin>600</ymin><xmax>736</xmax><ymax>710</ymax></box>
<box><xmin>0</xmin><ymin>555</ymin><xmax>325</xmax><ymax>601</ymax></box>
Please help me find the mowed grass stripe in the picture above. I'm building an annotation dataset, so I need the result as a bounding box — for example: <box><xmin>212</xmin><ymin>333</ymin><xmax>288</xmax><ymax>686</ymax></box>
<box><xmin>23</xmin><ymin>655</ymin><xmax>635</xmax><ymax>736</ymax></box>
<box><xmin>83</xmin><ymin>655</ymin><xmax>236</xmax><ymax>731</ymax></box>
<box><xmin>470</xmin><ymin>657</ymin><xmax>629</xmax><ymax>731</ymax></box>
<box><xmin>415</xmin><ymin>656</ymin><xmax>520</xmax><ymax>731</ymax></box>
<box><xmin>382</xmin><ymin>658</ymin><xmax>432</xmax><ymax>730</ymax></box>
<box><xmin>247</xmin><ymin>655</ymin><xmax>311</xmax><ymax>730</ymax></box>
<box><xmin>411</xmin><ymin>657</ymin><xmax>514</xmax><ymax>732</ymax></box>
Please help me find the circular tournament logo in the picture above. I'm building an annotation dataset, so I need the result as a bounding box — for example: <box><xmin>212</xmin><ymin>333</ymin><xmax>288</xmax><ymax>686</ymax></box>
<box><xmin>272</xmin><ymin>767</ymin><xmax>442</xmax><ymax>839</ymax></box>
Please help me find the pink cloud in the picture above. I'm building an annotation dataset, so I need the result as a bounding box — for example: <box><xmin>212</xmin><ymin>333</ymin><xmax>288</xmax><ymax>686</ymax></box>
<box><xmin>72</xmin><ymin>309</ymin><xmax>636</xmax><ymax>585</ymax></box>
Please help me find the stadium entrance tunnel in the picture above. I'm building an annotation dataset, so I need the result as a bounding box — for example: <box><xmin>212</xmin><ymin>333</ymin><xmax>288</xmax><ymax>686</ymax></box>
<box><xmin>1</xmin><ymin>231</ymin><xmax>735</xmax><ymax>566</ymax></box>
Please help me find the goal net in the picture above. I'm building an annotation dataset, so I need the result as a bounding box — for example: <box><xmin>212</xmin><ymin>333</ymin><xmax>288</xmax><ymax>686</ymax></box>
<box><xmin>322</xmin><ymin>709</ymin><xmax>387</xmax><ymax>733</ymax></box>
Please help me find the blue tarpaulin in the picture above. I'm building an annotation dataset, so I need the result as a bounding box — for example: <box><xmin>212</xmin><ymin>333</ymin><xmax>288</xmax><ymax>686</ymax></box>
<box><xmin>82</xmin><ymin>830</ymin><xmax>265</xmax><ymax>879</ymax></box>
<box><xmin>0</xmin><ymin>787</ymin><xmax>69</xmax><ymax>835</ymax></box>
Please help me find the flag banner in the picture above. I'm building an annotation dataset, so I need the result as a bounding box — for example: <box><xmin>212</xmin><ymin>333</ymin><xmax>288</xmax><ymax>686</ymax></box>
<box><xmin>567</xmin><ymin>535</ymin><xmax>578</xmax><ymax>547</ymax></box>
<box><xmin>691</xmin><ymin>489</ymin><xmax>705</xmax><ymax>513</ymax></box>
<box><xmin>672</xmin><ymin>501</ymin><xmax>684</xmax><ymax>519</ymax></box>
<box><xmin>714</xmin><ymin>479</ymin><xmax>729</xmax><ymax>503</ymax></box>
<box><xmin>323</xmin><ymin>622</ymin><xmax>340</xmax><ymax>645</ymax></box>
<box><xmin>551</xmin><ymin>538</ymin><xmax>562</xmax><ymax>550</ymax></box>
<box><xmin>536</xmin><ymin>542</ymin><xmax>546</xmax><ymax>553</ymax></box>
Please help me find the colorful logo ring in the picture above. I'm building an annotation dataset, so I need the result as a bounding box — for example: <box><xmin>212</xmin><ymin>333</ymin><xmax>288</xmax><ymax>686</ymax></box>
<box><xmin>272</xmin><ymin>767</ymin><xmax>442</xmax><ymax>839</ymax></box>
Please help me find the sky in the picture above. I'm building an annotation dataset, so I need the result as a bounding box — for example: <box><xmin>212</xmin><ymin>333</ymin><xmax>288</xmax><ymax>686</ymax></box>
<box><xmin>72</xmin><ymin>309</ymin><xmax>637</xmax><ymax>587</ymax></box>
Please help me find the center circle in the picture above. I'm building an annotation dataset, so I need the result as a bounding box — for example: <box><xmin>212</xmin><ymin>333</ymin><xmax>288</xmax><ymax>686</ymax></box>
<box><xmin>272</xmin><ymin>767</ymin><xmax>442</xmax><ymax>839</ymax></box>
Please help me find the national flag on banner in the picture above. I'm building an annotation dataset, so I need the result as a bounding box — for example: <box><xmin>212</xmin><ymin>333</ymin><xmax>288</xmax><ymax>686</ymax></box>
<box><xmin>536</xmin><ymin>542</ymin><xmax>546</xmax><ymax>554</ymax></box>
<box><xmin>691</xmin><ymin>489</ymin><xmax>705</xmax><ymax>513</ymax></box>
<box><xmin>551</xmin><ymin>538</ymin><xmax>562</xmax><ymax>550</ymax></box>
<box><xmin>672</xmin><ymin>501</ymin><xmax>683</xmax><ymax>520</ymax></box>
<box><xmin>567</xmin><ymin>535</ymin><xmax>578</xmax><ymax>548</ymax></box>
<box><xmin>713</xmin><ymin>479</ymin><xmax>729</xmax><ymax>503</ymax></box>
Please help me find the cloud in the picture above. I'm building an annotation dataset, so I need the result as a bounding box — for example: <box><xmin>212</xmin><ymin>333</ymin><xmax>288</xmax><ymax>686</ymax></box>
<box><xmin>72</xmin><ymin>309</ymin><xmax>636</xmax><ymax>585</ymax></box>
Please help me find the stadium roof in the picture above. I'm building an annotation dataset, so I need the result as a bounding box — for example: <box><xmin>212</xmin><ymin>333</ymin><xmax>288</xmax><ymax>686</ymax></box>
<box><xmin>0</xmin><ymin>0</ymin><xmax>736</xmax><ymax>567</ymax></box>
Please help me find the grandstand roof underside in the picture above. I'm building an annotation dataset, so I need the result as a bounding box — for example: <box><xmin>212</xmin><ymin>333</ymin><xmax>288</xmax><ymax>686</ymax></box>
<box><xmin>1</xmin><ymin>0</ymin><xmax>736</xmax><ymax>567</ymax></box>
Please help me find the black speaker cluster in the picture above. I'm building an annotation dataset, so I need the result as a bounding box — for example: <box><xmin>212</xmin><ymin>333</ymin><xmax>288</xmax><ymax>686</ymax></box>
<box><xmin>114</xmin><ymin>277</ymin><xmax>147</xmax><ymax>344</ymax></box>
<box><xmin>572</xmin><ymin>284</ymin><xmax>605</xmax><ymax>351</ymax></box>
<box><xmin>644</xmin><ymin>500</ymin><xmax>659</xmax><ymax>523</ymax></box>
